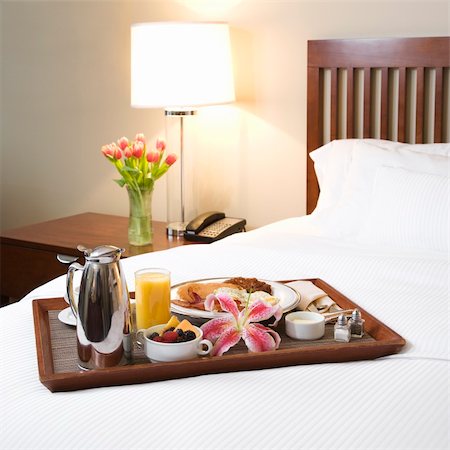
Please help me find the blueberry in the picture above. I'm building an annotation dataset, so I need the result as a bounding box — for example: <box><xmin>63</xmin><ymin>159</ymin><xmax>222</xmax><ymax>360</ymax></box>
<box><xmin>148</xmin><ymin>332</ymin><xmax>159</xmax><ymax>340</ymax></box>
<box><xmin>185</xmin><ymin>330</ymin><xmax>196</xmax><ymax>341</ymax></box>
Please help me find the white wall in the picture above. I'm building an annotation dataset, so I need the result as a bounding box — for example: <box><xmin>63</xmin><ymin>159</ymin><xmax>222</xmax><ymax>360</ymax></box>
<box><xmin>1</xmin><ymin>0</ymin><xmax>448</xmax><ymax>230</ymax></box>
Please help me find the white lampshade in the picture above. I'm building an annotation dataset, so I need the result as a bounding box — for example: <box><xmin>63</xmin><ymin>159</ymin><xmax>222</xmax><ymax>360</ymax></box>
<box><xmin>131</xmin><ymin>22</ymin><xmax>235</xmax><ymax>109</ymax></box>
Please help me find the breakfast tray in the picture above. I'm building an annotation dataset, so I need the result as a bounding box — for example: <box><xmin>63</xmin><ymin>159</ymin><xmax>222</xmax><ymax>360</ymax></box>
<box><xmin>33</xmin><ymin>279</ymin><xmax>405</xmax><ymax>392</ymax></box>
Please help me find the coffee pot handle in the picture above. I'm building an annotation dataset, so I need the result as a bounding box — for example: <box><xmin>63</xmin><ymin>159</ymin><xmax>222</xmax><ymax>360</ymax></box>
<box><xmin>66</xmin><ymin>262</ymin><xmax>84</xmax><ymax>317</ymax></box>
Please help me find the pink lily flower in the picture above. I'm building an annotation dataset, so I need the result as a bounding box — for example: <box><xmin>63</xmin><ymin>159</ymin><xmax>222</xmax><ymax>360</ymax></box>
<box><xmin>117</xmin><ymin>136</ymin><xmax>129</xmax><ymax>151</ymax></box>
<box><xmin>146</xmin><ymin>150</ymin><xmax>159</xmax><ymax>163</ymax></box>
<box><xmin>165</xmin><ymin>153</ymin><xmax>177</xmax><ymax>166</ymax></box>
<box><xmin>135</xmin><ymin>133</ymin><xmax>146</xmax><ymax>143</ymax></box>
<box><xmin>132</xmin><ymin>141</ymin><xmax>144</xmax><ymax>158</ymax></box>
<box><xmin>201</xmin><ymin>293</ymin><xmax>282</xmax><ymax>357</ymax></box>
<box><xmin>156</xmin><ymin>138</ymin><xmax>166</xmax><ymax>152</ymax></box>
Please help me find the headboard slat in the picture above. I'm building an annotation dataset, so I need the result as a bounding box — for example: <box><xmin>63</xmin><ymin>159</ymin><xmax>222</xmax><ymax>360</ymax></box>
<box><xmin>435</xmin><ymin>67</ymin><xmax>443</xmax><ymax>142</ymax></box>
<box><xmin>307</xmin><ymin>36</ymin><xmax>450</xmax><ymax>214</ymax></box>
<box><xmin>398</xmin><ymin>67</ymin><xmax>407</xmax><ymax>143</ymax></box>
<box><xmin>380</xmin><ymin>67</ymin><xmax>389</xmax><ymax>139</ymax></box>
<box><xmin>363</xmin><ymin>68</ymin><xmax>371</xmax><ymax>137</ymax></box>
<box><xmin>416</xmin><ymin>67</ymin><xmax>425</xmax><ymax>143</ymax></box>
<box><xmin>330</xmin><ymin>68</ymin><xmax>338</xmax><ymax>141</ymax></box>
<box><xmin>346</xmin><ymin>68</ymin><xmax>354</xmax><ymax>138</ymax></box>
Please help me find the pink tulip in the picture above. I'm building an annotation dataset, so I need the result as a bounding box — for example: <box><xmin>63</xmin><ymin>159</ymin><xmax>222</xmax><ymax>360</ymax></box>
<box><xmin>165</xmin><ymin>153</ymin><xmax>177</xmax><ymax>166</ymax></box>
<box><xmin>110</xmin><ymin>143</ymin><xmax>122</xmax><ymax>160</ymax></box>
<box><xmin>146</xmin><ymin>151</ymin><xmax>159</xmax><ymax>163</ymax></box>
<box><xmin>135</xmin><ymin>133</ymin><xmax>146</xmax><ymax>144</ymax></box>
<box><xmin>101</xmin><ymin>144</ymin><xmax>114</xmax><ymax>158</ymax></box>
<box><xmin>156</xmin><ymin>138</ymin><xmax>166</xmax><ymax>152</ymax></box>
<box><xmin>117</xmin><ymin>136</ymin><xmax>129</xmax><ymax>151</ymax></box>
<box><xmin>124</xmin><ymin>147</ymin><xmax>133</xmax><ymax>158</ymax></box>
<box><xmin>101</xmin><ymin>143</ymin><xmax>122</xmax><ymax>160</ymax></box>
<box><xmin>132</xmin><ymin>141</ymin><xmax>144</xmax><ymax>158</ymax></box>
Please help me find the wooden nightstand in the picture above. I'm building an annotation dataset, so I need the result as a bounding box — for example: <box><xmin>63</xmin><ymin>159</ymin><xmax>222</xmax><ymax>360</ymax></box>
<box><xmin>0</xmin><ymin>212</ymin><xmax>200</xmax><ymax>305</ymax></box>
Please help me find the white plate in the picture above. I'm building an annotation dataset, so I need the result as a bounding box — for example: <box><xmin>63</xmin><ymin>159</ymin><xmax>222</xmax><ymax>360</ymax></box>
<box><xmin>171</xmin><ymin>278</ymin><xmax>300</xmax><ymax>319</ymax></box>
<box><xmin>58</xmin><ymin>307</ymin><xmax>76</xmax><ymax>327</ymax></box>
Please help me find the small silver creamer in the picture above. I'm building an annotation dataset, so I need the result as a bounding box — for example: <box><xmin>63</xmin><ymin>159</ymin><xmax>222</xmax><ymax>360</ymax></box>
<box><xmin>66</xmin><ymin>245</ymin><xmax>131</xmax><ymax>370</ymax></box>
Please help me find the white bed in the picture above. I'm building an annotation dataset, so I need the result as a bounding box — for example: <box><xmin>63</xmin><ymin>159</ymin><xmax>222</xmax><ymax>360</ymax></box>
<box><xmin>1</xmin><ymin>36</ymin><xmax>449</xmax><ymax>449</ymax></box>
<box><xmin>1</xmin><ymin>140</ymin><xmax>449</xmax><ymax>449</ymax></box>
<box><xmin>0</xmin><ymin>218</ymin><xmax>448</xmax><ymax>449</ymax></box>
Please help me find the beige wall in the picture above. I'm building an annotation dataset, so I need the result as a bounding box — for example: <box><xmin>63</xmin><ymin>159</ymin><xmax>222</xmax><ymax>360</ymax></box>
<box><xmin>1</xmin><ymin>0</ymin><xmax>448</xmax><ymax>231</ymax></box>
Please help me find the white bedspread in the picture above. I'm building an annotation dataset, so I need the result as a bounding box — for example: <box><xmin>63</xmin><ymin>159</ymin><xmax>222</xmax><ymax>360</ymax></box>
<box><xmin>1</xmin><ymin>217</ymin><xmax>448</xmax><ymax>450</ymax></box>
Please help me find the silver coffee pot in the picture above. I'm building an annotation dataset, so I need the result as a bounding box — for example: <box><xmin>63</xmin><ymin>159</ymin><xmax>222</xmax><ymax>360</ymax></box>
<box><xmin>66</xmin><ymin>245</ymin><xmax>131</xmax><ymax>370</ymax></box>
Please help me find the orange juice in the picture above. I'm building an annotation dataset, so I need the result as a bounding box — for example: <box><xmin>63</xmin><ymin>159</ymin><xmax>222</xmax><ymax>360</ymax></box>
<box><xmin>135</xmin><ymin>269</ymin><xmax>171</xmax><ymax>330</ymax></box>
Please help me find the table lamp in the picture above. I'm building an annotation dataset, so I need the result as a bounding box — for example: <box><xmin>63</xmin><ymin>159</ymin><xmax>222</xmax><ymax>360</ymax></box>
<box><xmin>131</xmin><ymin>22</ymin><xmax>235</xmax><ymax>236</ymax></box>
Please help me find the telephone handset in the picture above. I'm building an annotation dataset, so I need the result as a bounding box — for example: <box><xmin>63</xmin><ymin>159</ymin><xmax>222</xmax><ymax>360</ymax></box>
<box><xmin>184</xmin><ymin>211</ymin><xmax>246</xmax><ymax>243</ymax></box>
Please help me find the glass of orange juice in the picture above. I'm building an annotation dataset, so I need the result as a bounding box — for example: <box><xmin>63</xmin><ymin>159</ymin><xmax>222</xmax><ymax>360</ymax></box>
<box><xmin>135</xmin><ymin>268</ymin><xmax>171</xmax><ymax>330</ymax></box>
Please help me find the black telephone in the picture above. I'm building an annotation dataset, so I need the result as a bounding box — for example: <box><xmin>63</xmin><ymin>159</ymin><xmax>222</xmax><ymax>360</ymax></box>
<box><xmin>184</xmin><ymin>211</ymin><xmax>246</xmax><ymax>243</ymax></box>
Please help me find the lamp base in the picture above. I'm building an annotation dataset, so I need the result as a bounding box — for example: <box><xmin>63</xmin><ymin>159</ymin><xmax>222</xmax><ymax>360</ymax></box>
<box><xmin>166</xmin><ymin>221</ymin><xmax>187</xmax><ymax>237</ymax></box>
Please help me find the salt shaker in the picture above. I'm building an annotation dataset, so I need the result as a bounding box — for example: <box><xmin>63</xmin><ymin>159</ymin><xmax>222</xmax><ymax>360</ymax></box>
<box><xmin>349</xmin><ymin>309</ymin><xmax>365</xmax><ymax>338</ymax></box>
<box><xmin>334</xmin><ymin>314</ymin><xmax>351</xmax><ymax>342</ymax></box>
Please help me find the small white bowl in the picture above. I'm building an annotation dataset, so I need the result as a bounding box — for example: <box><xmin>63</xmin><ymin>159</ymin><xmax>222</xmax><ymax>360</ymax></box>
<box><xmin>137</xmin><ymin>324</ymin><xmax>213</xmax><ymax>363</ymax></box>
<box><xmin>285</xmin><ymin>311</ymin><xmax>325</xmax><ymax>340</ymax></box>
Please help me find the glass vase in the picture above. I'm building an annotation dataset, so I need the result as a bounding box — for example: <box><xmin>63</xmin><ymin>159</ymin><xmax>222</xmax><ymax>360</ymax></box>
<box><xmin>127</xmin><ymin>187</ymin><xmax>153</xmax><ymax>246</ymax></box>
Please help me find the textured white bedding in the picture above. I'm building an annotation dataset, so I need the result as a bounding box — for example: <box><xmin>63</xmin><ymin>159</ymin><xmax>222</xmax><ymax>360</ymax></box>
<box><xmin>0</xmin><ymin>217</ymin><xmax>449</xmax><ymax>450</ymax></box>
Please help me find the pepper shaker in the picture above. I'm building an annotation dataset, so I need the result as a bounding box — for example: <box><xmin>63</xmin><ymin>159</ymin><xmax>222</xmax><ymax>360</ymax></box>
<box><xmin>334</xmin><ymin>314</ymin><xmax>351</xmax><ymax>342</ymax></box>
<box><xmin>349</xmin><ymin>309</ymin><xmax>365</xmax><ymax>338</ymax></box>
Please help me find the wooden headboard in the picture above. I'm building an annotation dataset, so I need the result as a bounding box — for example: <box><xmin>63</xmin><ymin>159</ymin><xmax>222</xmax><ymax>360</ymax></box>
<box><xmin>307</xmin><ymin>36</ymin><xmax>450</xmax><ymax>213</ymax></box>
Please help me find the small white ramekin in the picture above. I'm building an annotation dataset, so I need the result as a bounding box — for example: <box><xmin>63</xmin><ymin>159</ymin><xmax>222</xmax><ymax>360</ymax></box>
<box><xmin>285</xmin><ymin>311</ymin><xmax>325</xmax><ymax>340</ymax></box>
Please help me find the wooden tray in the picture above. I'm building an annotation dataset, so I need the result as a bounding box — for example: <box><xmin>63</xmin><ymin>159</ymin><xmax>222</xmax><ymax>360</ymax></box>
<box><xmin>33</xmin><ymin>279</ymin><xmax>405</xmax><ymax>392</ymax></box>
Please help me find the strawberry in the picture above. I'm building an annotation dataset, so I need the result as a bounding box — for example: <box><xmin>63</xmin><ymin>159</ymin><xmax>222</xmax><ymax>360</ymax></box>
<box><xmin>161</xmin><ymin>331</ymin><xmax>178</xmax><ymax>343</ymax></box>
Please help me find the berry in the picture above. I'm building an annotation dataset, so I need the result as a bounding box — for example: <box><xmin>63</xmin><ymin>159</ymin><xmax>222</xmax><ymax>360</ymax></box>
<box><xmin>148</xmin><ymin>332</ymin><xmax>159</xmax><ymax>340</ymax></box>
<box><xmin>151</xmin><ymin>335</ymin><xmax>164</xmax><ymax>342</ymax></box>
<box><xmin>176</xmin><ymin>328</ymin><xmax>184</xmax><ymax>337</ymax></box>
<box><xmin>184</xmin><ymin>330</ymin><xmax>196</xmax><ymax>341</ymax></box>
<box><xmin>176</xmin><ymin>335</ymin><xmax>187</xmax><ymax>343</ymax></box>
<box><xmin>162</xmin><ymin>331</ymin><xmax>178</xmax><ymax>343</ymax></box>
<box><xmin>166</xmin><ymin>327</ymin><xmax>175</xmax><ymax>332</ymax></box>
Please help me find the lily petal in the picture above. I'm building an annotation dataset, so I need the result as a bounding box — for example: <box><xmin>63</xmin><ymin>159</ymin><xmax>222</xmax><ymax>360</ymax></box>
<box><xmin>255</xmin><ymin>323</ymin><xmax>282</xmax><ymax>348</ymax></box>
<box><xmin>201</xmin><ymin>317</ymin><xmax>235</xmax><ymax>342</ymax></box>
<box><xmin>215</xmin><ymin>293</ymin><xmax>240</xmax><ymax>321</ymax></box>
<box><xmin>245</xmin><ymin>300</ymin><xmax>283</xmax><ymax>326</ymax></box>
<box><xmin>242</xmin><ymin>323</ymin><xmax>281</xmax><ymax>353</ymax></box>
<box><xmin>211</xmin><ymin>327</ymin><xmax>242</xmax><ymax>357</ymax></box>
<box><xmin>205</xmin><ymin>293</ymin><xmax>217</xmax><ymax>312</ymax></box>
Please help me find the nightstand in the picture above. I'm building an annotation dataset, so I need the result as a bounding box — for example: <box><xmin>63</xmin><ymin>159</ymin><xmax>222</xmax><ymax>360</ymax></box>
<box><xmin>0</xmin><ymin>212</ymin><xmax>200</xmax><ymax>305</ymax></box>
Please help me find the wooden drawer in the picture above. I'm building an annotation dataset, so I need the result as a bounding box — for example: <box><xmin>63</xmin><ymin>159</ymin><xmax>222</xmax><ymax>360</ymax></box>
<box><xmin>0</xmin><ymin>244</ymin><xmax>76</xmax><ymax>300</ymax></box>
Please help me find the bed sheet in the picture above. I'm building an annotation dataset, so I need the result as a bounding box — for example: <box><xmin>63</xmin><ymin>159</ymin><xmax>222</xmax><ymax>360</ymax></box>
<box><xmin>0</xmin><ymin>219</ymin><xmax>448</xmax><ymax>450</ymax></box>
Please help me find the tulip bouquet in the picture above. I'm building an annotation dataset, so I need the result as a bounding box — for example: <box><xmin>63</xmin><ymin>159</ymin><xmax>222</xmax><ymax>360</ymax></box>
<box><xmin>101</xmin><ymin>133</ymin><xmax>177</xmax><ymax>246</ymax></box>
<box><xmin>201</xmin><ymin>293</ymin><xmax>282</xmax><ymax>356</ymax></box>
<box><xmin>101</xmin><ymin>133</ymin><xmax>177</xmax><ymax>192</ymax></box>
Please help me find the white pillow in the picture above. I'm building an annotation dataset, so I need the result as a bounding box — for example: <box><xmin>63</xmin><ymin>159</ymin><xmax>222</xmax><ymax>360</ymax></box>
<box><xmin>310</xmin><ymin>139</ymin><xmax>387</xmax><ymax>211</ymax></box>
<box><xmin>309</xmin><ymin>140</ymin><xmax>353</xmax><ymax>211</ymax></box>
<box><xmin>310</xmin><ymin>139</ymin><xmax>450</xmax><ymax>213</ymax></box>
<box><xmin>314</xmin><ymin>141</ymin><xmax>449</xmax><ymax>237</ymax></box>
<box><xmin>357</xmin><ymin>166</ymin><xmax>449</xmax><ymax>253</ymax></box>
